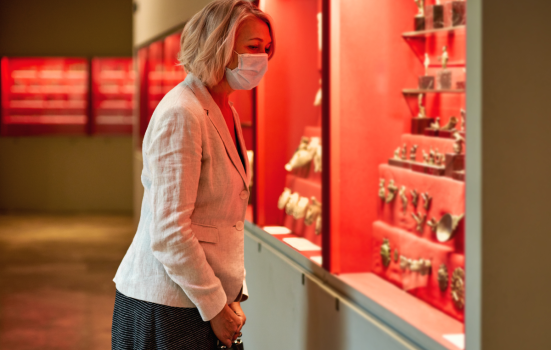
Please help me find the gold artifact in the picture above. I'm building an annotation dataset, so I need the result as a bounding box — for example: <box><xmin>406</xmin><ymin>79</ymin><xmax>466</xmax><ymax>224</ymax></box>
<box><xmin>429</xmin><ymin>148</ymin><xmax>436</xmax><ymax>165</ymax></box>
<box><xmin>400</xmin><ymin>256</ymin><xmax>432</xmax><ymax>275</ymax></box>
<box><xmin>451</xmin><ymin>267</ymin><xmax>465</xmax><ymax>309</ymax></box>
<box><xmin>378</xmin><ymin>179</ymin><xmax>386</xmax><ymax>200</ymax></box>
<box><xmin>441</xmin><ymin>46</ymin><xmax>449</xmax><ymax>70</ymax></box>
<box><xmin>401</xmin><ymin>143</ymin><xmax>408</xmax><ymax>160</ymax></box>
<box><xmin>414</xmin><ymin>0</ymin><xmax>425</xmax><ymax>17</ymax></box>
<box><xmin>285</xmin><ymin>192</ymin><xmax>300</xmax><ymax>216</ymax></box>
<box><xmin>436</xmin><ymin>213</ymin><xmax>464</xmax><ymax>242</ymax></box>
<box><xmin>380</xmin><ymin>239</ymin><xmax>391</xmax><ymax>267</ymax></box>
<box><xmin>394</xmin><ymin>147</ymin><xmax>401</xmax><ymax>159</ymax></box>
<box><xmin>427</xmin><ymin>218</ymin><xmax>438</xmax><ymax>232</ymax></box>
<box><xmin>313</xmin><ymin>144</ymin><xmax>322</xmax><ymax>172</ymax></box>
<box><xmin>285</xmin><ymin>137</ymin><xmax>320</xmax><ymax>171</ymax></box>
<box><xmin>305</xmin><ymin>197</ymin><xmax>322</xmax><ymax>226</ymax></box>
<box><xmin>411</xmin><ymin>189</ymin><xmax>419</xmax><ymax>207</ymax></box>
<box><xmin>315</xmin><ymin>214</ymin><xmax>322</xmax><ymax>235</ymax></box>
<box><xmin>410</xmin><ymin>145</ymin><xmax>418</xmax><ymax>161</ymax></box>
<box><xmin>438</xmin><ymin>264</ymin><xmax>449</xmax><ymax>292</ymax></box>
<box><xmin>293</xmin><ymin>196</ymin><xmax>310</xmax><ymax>219</ymax></box>
<box><xmin>440</xmin><ymin>116</ymin><xmax>458</xmax><ymax>131</ymax></box>
<box><xmin>453</xmin><ymin>132</ymin><xmax>465</xmax><ymax>154</ymax></box>
<box><xmin>394</xmin><ymin>249</ymin><xmax>399</xmax><ymax>262</ymax></box>
<box><xmin>429</xmin><ymin>117</ymin><xmax>441</xmax><ymax>130</ymax></box>
<box><xmin>417</xmin><ymin>94</ymin><xmax>426</xmax><ymax>118</ymax></box>
<box><xmin>399</xmin><ymin>186</ymin><xmax>408</xmax><ymax>213</ymax></box>
<box><xmin>277</xmin><ymin>188</ymin><xmax>292</xmax><ymax>210</ymax></box>
<box><xmin>424</xmin><ymin>52</ymin><xmax>430</xmax><ymax>76</ymax></box>
<box><xmin>386</xmin><ymin>180</ymin><xmax>398</xmax><ymax>203</ymax></box>
<box><xmin>411</xmin><ymin>213</ymin><xmax>426</xmax><ymax>232</ymax></box>
<box><xmin>422</xmin><ymin>150</ymin><xmax>429</xmax><ymax>164</ymax></box>
<box><xmin>460</xmin><ymin>109</ymin><xmax>466</xmax><ymax>131</ymax></box>
<box><xmin>422</xmin><ymin>192</ymin><xmax>432</xmax><ymax>210</ymax></box>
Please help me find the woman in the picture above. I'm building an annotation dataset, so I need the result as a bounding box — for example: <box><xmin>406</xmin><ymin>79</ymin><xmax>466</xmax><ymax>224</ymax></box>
<box><xmin>112</xmin><ymin>1</ymin><xmax>274</xmax><ymax>349</ymax></box>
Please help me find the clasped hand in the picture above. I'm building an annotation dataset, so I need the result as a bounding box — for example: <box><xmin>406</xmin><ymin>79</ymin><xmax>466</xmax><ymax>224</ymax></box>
<box><xmin>210</xmin><ymin>302</ymin><xmax>247</xmax><ymax>347</ymax></box>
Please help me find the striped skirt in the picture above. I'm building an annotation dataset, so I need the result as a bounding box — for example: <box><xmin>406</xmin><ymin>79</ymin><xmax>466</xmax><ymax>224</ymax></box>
<box><xmin>112</xmin><ymin>290</ymin><xmax>218</xmax><ymax>350</ymax></box>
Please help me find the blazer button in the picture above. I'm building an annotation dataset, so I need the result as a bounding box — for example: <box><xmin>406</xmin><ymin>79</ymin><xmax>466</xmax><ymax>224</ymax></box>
<box><xmin>240</xmin><ymin>190</ymin><xmax>248</xmax><ymax>200</ymax></box>
<box><xmin>236</xmin><ymin>221</ymin><xmax>244</xmax><ymax>231</ymax></box>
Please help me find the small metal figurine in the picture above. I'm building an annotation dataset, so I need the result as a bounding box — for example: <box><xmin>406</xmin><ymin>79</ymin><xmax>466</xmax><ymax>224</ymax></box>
<box><xmin>399</xmin><ymin>186</ymin><xmax>408</xmax><ymax>213</ymax></box>
<box><xmin>400</xmin><ymin>143</ymin><xmax>408</xmax><ymax>160</ymax></box>
<box><xmin>441</xmin><ymin>45</ymin><xmax>449</xmax><ymax>70</ymax></box>
<box><xmin>451</xmin><ymin>267</ymin><xmax>465</xmax><ymax>309</ymax></box>
<box><xmin>453</xmin><ymin>132</ymin><xmax>465</xmax><ymax>154</ymax></box>
<box><xmin>411</xmin><ymin>189</ymin><xmax>419</xmax><ymax>207</ymax></box>
<box><xmin>394</xmin><ymin>147</ymin><xmax>401</xmax><ymax>159</ymax></box>
<box><xmin>438</xmin><ymin>264</ymin><xmax>449</xmax><ymax>292</ymax></box>
<box><xmin>422</xmin><ymin>150</ymin><xmax>429</xmax><ymax>164</ymax></box>
<box><xmin>378</xmin><ymin>179</ymin><xmax>386</xmax><ymax>200</ymax></box>
<box><xmin>414</xmin><ymin>0</ymin><xmax>425</xmax><ymax>17</ymax></box>
<box><xmin>411</xmin><ymin>213</ymin><xmax>426</xmax><ymax>232</ymax></box>
<box><xmin>410</xmin><ymin>145</ymin><xmax>418</xmax><ymax>161</ymax></box>
<box><xmin>434</xmin><ymin>149</ymin><xmax>443</xmax><ymax>166</ymax></box>
<box><xmin>394</xmin><ymin>249</ymin><xmax>399</xmax><ymax>262</ymax></box>
<box><xmin>440</xmin><ymin>116</ymin><xmax>458</xmax><ymax>131</ymax></box>
<box><xmin>420</xmin><ymin>259</ymin><xmax>432</xmax><ymax>276</ymax></box>
<box><xmin>429</xmin><ymin>117</ymin><xmax>441</xmax><ymax>130</ymax></box>
<box><xmin>422</xmin><ymin>192</ymin><xmax>432</xmax><ymax>210</ymax></box>
<box><xmin>386</xmin><ymin>180</ymin><xmax>399</xmax><ymax>203</ymax></box>
<box><xmin>424</xmin><ymin>52</ymin><xmax>430</xmax><ymax>76</ymax></box>
<box><xmin>429</xmin><ymin>148</ymin><xmax>436</xmax><ymax>165</ymax></box>
<box><xmin>380</xmin><ymin>238</ymin><xmax>392</xmax><ymax>267</ymax></box>
<box><xmin>460</xmin><ymin>109</ymin><xmax>466</xmax><ymax>131</ymax></box>
<box><xmin>417</xmin><ymin>94</ymin><xmax>426</xmax><ymax>118</ymax></box>
<box><xmin>427</xmin><ymin>218</ymin><xmax>438</xmax><ymax>232</ymax></box>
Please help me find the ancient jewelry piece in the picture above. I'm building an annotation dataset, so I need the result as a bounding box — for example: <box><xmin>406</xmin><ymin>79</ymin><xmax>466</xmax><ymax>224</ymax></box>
<box><xmin>427</xmin><ymin>218</ymin><xmax>438</xmax><ymax>233</ymax></box>
<box><xmin>422</xmin><ymin>192</ymin><xmax>432</xmax><ymax>210</ymax></box>
<box><xmin>436</xmin><ymin>213</ymin><xmax>465</xmax><ymax>242</ymax></box>
<box><xmin>451</xmin><ymin>267</ymin><xmax>465</xmax><ymax>309</ymax></box>
<box><xmin>440</xmin><ymin>116</ymin><xmax>458</xmax><ymax>131</ymax></box>
<box><xmin>394</xmin><ymin>249</ymin><xmax>399</xmax><ymax>262</ymax></box>
<box><xmin>399</xmin><ymin>186</ymin><xmax>408</xmax><ymax>213</ymax></box>
<box><xmin>401</xmin><ymin>143</ymin><xmax>408</xmax><ymax>160</ymax></box>
<box><xmin>304</xmin><ymin>197</ymin><xmax>322</xmax><ymax>226</ymax></box>
<box><xmin>411</xmin><ymin>189</ymin><xmax>419</xmax><ymax>207</ymax></box>
<box><xmin>380</xmin><ymin>239</ymin><xmax>391</xmax><ymax>267</ymax></box>
<box><xmin>438</xmin><ymin>264</ymin><xmax>449</xmax><ymax>292</ymax></box>
<box><xmin>385</xmin><ymin>180</ymin><xmax>398</xmax><ymax>203</ymax></box>
<box><xmin>285</xmin><ymin>192</ymin><xmax>300</xmax><ymax>216</ymax></box>
<box><xmin>293</xmin><ymin>196</ymin><xmax>310</xmax><ymax>219</ymax></box>
<box><xmin>410</xmin><ymin>145</ymin><xmax>418</xmax><ymax>161</ymax></box>
<box><xmin>400</xmin><ymin>256</ymin><xmax>432</xmax><ymax>275</ymax></box>
<box><xmin>277</xmin><ymin>188</ymin><xmax>292</xmax><ymax>210</ymax></box>
<box><xmin>411</xmin><ymin>213</ymin><xmax>426</xmax><ymax>232</ymax></box>
<box><xmin>378</xmin><ymin>179</ymin><xmax>386</xmax><ymax>200</ymax></box>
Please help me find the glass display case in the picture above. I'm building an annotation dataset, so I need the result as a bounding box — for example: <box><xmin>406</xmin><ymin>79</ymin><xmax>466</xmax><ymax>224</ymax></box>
<box><xmin>91</xmin><ymin>57</ymin><xmax>134</xmax><ymax>135</ymax></box>
<box><xmin>0</xmin><ymin>57</ymin><xmax>89</xmax><ymax>136</ymax></box>
<box><xmin>251</xmin><ymin>0</ymin><xmax>467</xmax><ymax>348</ymax></box>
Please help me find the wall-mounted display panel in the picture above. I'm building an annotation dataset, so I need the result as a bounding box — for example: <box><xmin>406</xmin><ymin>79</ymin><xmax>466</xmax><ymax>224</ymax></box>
<box><xmin>91</xmin><ymin>57</ymin><xmax>134</xmax><ymax>135</ymax></box>
<box><xmin>0</xmin><ymin>57</ymin><xmax>89</xmax><ymax>136</ymax></box>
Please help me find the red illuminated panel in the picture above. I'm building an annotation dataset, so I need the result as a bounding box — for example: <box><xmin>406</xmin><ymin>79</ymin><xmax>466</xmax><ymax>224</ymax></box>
<box><xmin>0</xmin><ymin>57</ymin><xmax>89</xmax><ymax>136</ymax></box>
<box><xmin>91</xmin><ymin>57</ymin><xmax>134</xmax><ymax>135</ymax></box>
<box><xmin>147</xmin><ymin>41</ymin><xmax>164</xmax><ymax>125</ymax></box>
<box><xmin>163</xmin><ymin>33</ymin><xmax>186</xmax><ymax>94</ymax></box>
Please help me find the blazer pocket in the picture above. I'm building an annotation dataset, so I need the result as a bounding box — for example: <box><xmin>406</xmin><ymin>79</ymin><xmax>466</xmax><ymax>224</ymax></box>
<box><xmin>191</xmin><ymin>223</ymin><xmax>219</xmax><ymax>244</ymax></box>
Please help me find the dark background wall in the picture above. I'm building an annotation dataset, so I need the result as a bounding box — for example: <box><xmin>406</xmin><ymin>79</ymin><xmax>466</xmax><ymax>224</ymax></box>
<box><xmin>0</xmin><ymin>0</ymin><xmax>133</xmax><ymax>214</ymax></box>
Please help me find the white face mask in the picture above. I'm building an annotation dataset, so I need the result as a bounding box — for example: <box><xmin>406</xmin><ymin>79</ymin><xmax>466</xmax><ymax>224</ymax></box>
<box><xmin>225</xmin><ymin>51</ymin><xmax>268</xmax><ymax>90</ymax></box>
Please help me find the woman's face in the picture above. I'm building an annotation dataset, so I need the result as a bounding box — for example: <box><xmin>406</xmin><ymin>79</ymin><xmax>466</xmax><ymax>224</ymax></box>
<box><xmin>227</xmin><ymin>17</ymin><xmax>272</xmax><ymax>70</ymax></box>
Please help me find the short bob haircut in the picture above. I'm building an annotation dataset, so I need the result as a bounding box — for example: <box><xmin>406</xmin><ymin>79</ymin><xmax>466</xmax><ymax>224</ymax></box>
<box><xmin>178</xmin><ymin>0</ymin><xmax>275</xmax><ymax>88</ymax></box>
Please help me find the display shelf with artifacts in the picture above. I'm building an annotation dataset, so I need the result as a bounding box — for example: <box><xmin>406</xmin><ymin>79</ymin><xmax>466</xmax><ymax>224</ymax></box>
<box><xmin>0</xmin><ymin>57</ymin><xmax>89</xmax><ymax>136</ymax></box>
<box><xmin>91</xmin><ymin>57</ymin><xmax>134</xmax><ymax>135</ymax></box>
<box><xmin>252</xmin><ymin>0</ymin><xmax>324</xmax><ymax>264</ymax></box>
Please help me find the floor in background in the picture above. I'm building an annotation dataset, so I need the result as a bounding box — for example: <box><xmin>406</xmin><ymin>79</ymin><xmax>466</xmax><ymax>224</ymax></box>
<box><xmin>0</xmin><ymin>214</ymin><xmax>135</xmax><ymax>350</ymax></box>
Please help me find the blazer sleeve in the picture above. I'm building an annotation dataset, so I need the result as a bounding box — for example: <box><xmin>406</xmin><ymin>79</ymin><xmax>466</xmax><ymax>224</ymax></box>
<box><xmin>146</xmin><ymin>104</ymin><xmax>227</xmax><ymax>322</ymax></box>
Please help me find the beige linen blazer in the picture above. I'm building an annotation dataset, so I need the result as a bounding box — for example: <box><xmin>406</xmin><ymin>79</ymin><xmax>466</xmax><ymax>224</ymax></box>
<box><xmin>114</xmin><ymin>73</ymin><xmax>250</xmax><ymax>322</ymax></box>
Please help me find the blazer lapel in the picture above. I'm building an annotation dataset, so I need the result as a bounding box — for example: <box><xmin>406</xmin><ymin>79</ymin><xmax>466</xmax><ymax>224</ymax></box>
<box><xmin>231</xmin><ymin>103</ymin><xmax>250</xmax><ymax>183</ymax></box>
<box><xmin>185</xmin><ymin>74</ymin><xmax>248</xmax><ymax>187</ymax></box>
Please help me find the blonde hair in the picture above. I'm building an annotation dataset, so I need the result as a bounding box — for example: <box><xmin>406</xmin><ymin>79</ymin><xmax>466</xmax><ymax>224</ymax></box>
<box><xmin>178</xmin><ymin>0</ymin><xmax>275</xmax><ymax>87</ymax></box>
